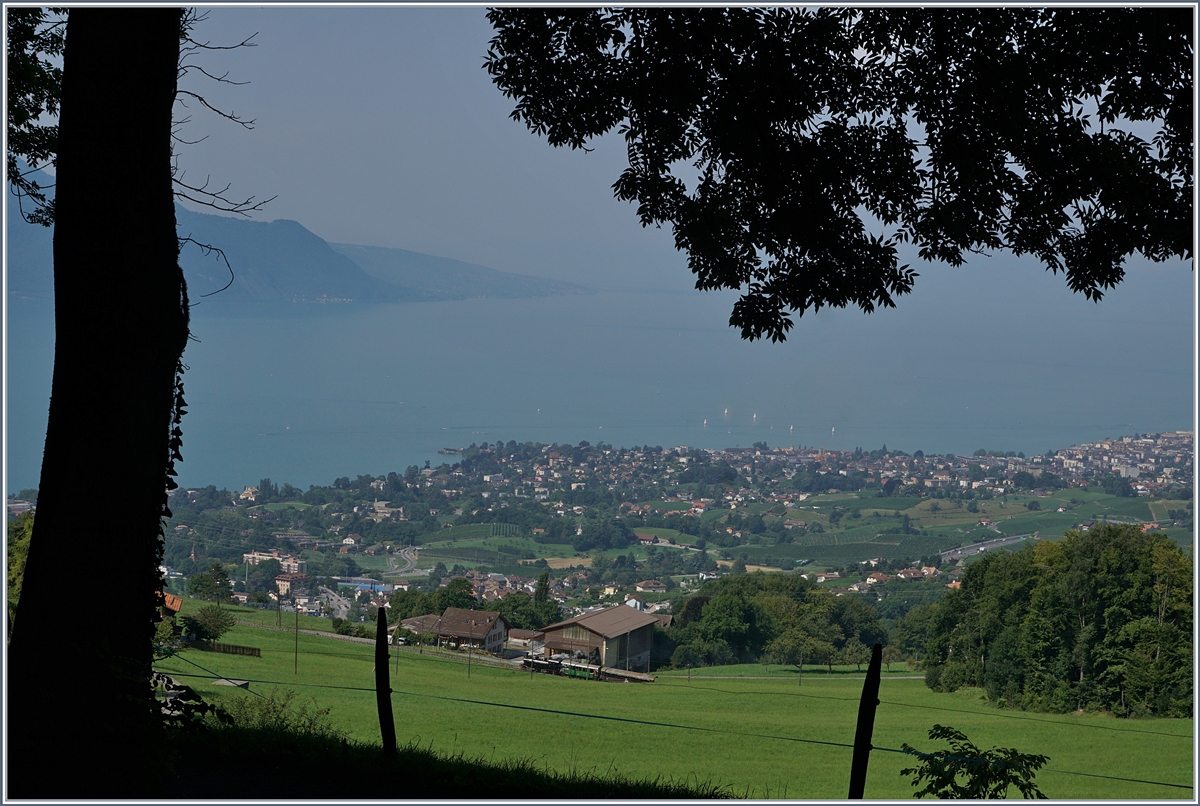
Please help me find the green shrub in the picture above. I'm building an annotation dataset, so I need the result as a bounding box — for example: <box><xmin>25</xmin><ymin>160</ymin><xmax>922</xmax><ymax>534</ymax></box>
<box><xmin>181</xmin><ymin>604</ymin><xmax>236</xmax><ymax>642</ymax></box>
<box><xmin>213</xmin><ymin>689</ymin><xmax>345</xmax><ymax>740</ymax></box>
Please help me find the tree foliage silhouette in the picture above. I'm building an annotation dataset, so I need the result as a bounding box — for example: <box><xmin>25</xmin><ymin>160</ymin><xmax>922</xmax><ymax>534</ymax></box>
<box><xmin>901</xmin><ymin>724</ymin><xmax>1049</xmax><ymax>799</ymax></box>
<box><xmin>486</xmin><ymin>7</ymin><xmax>1192</xmax><ymax>341</ymax></box>
<box><xmin>6</xmin><ymin>6</ymin><xmax>66</xmax><ymax>224</ymax></box>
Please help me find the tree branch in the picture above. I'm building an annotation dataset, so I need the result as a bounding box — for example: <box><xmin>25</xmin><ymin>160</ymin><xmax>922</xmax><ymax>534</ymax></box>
<box><xmin>178</xmin><ymin>235</ymin><xmax>235</xmax><ymax>300</ymax></box>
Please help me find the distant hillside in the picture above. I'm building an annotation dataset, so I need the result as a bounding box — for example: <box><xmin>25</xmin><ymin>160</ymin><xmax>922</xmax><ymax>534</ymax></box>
<box><xmin>328</xmin><ymin>242</ymin><xmax>589</xmax><ymax>301</ymax></box>
<box><xmin>6</xmin><ymin>185</ymin><xmax>589</xmax><ymax>304</ymax></box>
<box><xmin>176</xmin><ymin>206</ymin><xmax>402</xmax><ymax>303</ymax></box>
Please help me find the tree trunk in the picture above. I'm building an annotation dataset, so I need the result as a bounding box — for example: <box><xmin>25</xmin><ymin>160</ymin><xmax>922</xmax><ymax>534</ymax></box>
<box><xmin>7</xmin><ymin>8</ymin><xmax>186</xmax><ymax>797</ymax></box>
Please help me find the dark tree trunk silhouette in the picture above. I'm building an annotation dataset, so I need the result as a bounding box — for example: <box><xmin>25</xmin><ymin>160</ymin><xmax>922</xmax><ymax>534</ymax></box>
<box><xmin>7</xmin><ymin>8</ymin><xmax>186</xmax><ymax>797</ymax></box>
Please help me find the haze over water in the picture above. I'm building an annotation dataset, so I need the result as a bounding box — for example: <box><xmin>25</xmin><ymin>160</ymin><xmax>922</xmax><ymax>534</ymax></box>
<box><xmin>7</xmin><ymin>254</ymin><xmax>1193</xmax><ymax>494</ymax></box>
<box><xmin>6</xmin><ymin>8</ymin><xmax>1192</xmax><ymax>496</ymax></box>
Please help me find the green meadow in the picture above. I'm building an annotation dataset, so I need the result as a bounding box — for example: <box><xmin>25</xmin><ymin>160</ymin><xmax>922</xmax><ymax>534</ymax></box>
<box><xmin>155</xmin><ymin>622</ymin><xmax>1193</xmax><ymax>799</ymax></box>
<box><xmin>247</xmin><ymin>501</ymin><xmax>313</xmax><ymax>512</ymax></box>
<box><xmin>421</xmin><ymin>535</ymin><xmax>574</xmax><ymax>561</ymax></box>
<box><xmin>628</xmin><ymin>526</ymin><xmax>688</xmax><ymax>543</ymax></box>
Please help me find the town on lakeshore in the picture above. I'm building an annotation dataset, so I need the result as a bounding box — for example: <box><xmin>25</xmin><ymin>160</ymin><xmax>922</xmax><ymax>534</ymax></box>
<box><xmin>11</xmin><ymin>426</ymin><xmax>1190</xmax><ymax>652</ymax></box>
<box><xmin>9</xmin><ymin>434</ymin><xmax>1190</xmax><ymax>611</ymax></box>
<box><xmin>8</xmin><ymin>429</ymin><xmax>1193</xmax><ymax>674</ymax></box>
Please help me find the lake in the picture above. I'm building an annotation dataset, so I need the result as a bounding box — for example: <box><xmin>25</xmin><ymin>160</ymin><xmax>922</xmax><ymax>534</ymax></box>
<box><xmin>6</xmin><ymin>256</ymin><xmax>1193</xmax><ymax>493</ymax></box>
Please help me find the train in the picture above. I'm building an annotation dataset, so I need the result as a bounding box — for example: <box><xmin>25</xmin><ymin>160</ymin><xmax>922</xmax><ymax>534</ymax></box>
<box><xmin>521</xmin><ymin>656</ymin><xmax>655</xmax><ymax>683</ymax></box>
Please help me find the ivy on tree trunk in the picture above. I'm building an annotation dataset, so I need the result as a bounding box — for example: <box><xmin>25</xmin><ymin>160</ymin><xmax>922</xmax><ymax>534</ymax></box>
<box><xmin>7</xmin><ymin>8</ymin><xmax>187</xmax><ymax>797</ymax></box>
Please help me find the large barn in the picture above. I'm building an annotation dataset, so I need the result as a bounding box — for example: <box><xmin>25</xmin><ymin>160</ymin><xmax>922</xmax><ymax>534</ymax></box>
<box><xmin>540</xmin><ymin>607</ymin><xmax>660</xmax><ymax>672</ymax></box>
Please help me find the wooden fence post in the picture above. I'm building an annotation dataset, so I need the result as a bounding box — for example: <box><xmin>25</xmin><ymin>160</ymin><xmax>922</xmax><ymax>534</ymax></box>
<box><xmin>847</xmin><ymin>643</ymin><xmax>882</xmax><ymax>799</ymax></box>
<box><xmin>375</xmin><ymin>607</ymin><xmax>397</xmax><ymax>758</ymax></box>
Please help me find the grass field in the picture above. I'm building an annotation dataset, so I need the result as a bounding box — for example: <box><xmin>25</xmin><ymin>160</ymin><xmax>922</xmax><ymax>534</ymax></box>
<box><xmin>421</xmin><ymin>534</ymin><xmax>574</xmax><ymax>559</ymax></box>
<box><xmin>648</xmin><ymin>500</ymin><xmax>693</xmax><ymax>512</ymax></box>
<box><xmin>154</xmin><ymin>621</ymin><xmax>1193</xmax><ymax>799</ymax></box>
<box><xmin>248</xmin><ymin>502</ymin><xmax>313</xmax><ymax>512</ymax></box>
<box><xmin>419</xmin><ymin>523</ymin><xmax>497</xmax><ymax>542</ymax></box>
<box><xmin>350</xmin><ymin>553</ymin><xmax>392</xmax><ymax>572</ymax></box>
<box><xmin>629</xmin><ymin>526</ymin><xmax>687</xmax><ymax>542</ymax></box>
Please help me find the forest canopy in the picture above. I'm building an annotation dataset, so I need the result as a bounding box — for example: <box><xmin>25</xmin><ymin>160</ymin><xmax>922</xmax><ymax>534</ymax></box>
<box><xmin>919</xmin><ymin>522</ymin><xmax>1192</xmax><ymax>717</ymax></box>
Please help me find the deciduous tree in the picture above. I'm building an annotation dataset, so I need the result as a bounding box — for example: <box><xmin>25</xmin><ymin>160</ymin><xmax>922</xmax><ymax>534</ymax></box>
<box><xmin>181</xmin><ymin>603</ymin><xmax>237</xmax><ymax>642</ymax></box>
<box><xmin>432</xmin><ymin>577</ymin><xmax>478</xmax><ymax>613</ymax></box>
<box><xmin>7</xmin><ymin>9</ymin><xmax>187</xmax><ymax>797</ymax></box>
<box><xmin>486</xmin><ymin>8</ymin><xmax>1192</xmax><ymax>342</ymax></box>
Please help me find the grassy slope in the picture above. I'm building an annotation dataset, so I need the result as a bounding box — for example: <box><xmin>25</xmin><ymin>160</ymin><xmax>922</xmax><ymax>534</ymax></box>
<box><xmin>163</xmin><ymin>727</ymin><xmax>728</xmax><ymax>799</ymax></box>
<box><xmin>153</xmin><ymin>623</ymin><xmax>1193</xmax><ymax>799</ymax></box>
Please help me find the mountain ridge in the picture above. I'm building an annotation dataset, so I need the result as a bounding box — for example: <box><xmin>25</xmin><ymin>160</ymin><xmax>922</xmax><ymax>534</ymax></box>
<box><xmin>327</xmin><ymin>241</ymin><xmax>589</xmax><ymax>301</ymax></box>
<box><xmin>6</xmin><ymin>181</ymin><xmax>590</xmax><ymax>304</ymax></box>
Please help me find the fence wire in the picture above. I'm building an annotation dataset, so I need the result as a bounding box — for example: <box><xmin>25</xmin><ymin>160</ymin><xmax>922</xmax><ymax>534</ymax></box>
<box><xmin>153</xmin><ymin>652</ymin><xmax>1194</xmax><ymax>793</ymax></box>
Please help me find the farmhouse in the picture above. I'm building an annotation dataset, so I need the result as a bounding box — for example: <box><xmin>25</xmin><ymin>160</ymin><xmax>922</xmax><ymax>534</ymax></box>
<box><xmin>540</xmin><ymin>606</ymin><xmax>660</xmax><ymax>672</ymax></box>
<box><xmin>432</xmin><ymin>608</ymin><xmax>510</xmax><ymax>655</ymax></box>
<box><xmin>156</xmin><ymin>590</ymin><xmax>182</xmax><ymax>633</ymax></box>
<box><xmin>400</xmin><ymin>613</ymin><xmax>441</xmax><ymax>637</ymax></box>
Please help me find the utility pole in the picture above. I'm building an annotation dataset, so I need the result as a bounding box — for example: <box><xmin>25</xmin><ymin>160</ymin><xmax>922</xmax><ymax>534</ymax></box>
<box><xmin>294</xmin><ymin>599</ymin><xmax>299</xmax><ymax>675</ymax></box>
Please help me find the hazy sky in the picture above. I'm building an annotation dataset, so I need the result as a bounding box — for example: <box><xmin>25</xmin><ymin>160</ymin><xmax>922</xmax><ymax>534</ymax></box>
<box><xmin>177</xmin><ymin>6</ymin><xmax>689</xmax><ymax>290</ymax></box>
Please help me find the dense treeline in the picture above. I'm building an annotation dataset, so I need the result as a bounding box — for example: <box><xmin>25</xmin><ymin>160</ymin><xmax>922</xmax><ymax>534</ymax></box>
<box><xmin>666</xmin><ymin>572</ymin><xmax>887</xmax><ymax>669</ymax></box>
<box><xmin>920</xmin><ymin>523</ymin><xmax>1192</xmax><ymax>717</ymax></box>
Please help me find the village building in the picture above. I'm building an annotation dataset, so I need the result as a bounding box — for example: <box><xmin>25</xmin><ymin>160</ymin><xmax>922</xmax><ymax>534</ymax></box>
<box><xmin>399</xmin><ymin>613</ymin><xmax>441</xmax><ymax>637</ymax></box>
<box><xmin>274</xmin><ymin>572</ymin><xmax>308</xmax><ymax>598</ymax></box>
<box><xmin>507</xmin><ymin>628</ymin><xmax>544</xmax><ymax>652</ymax></box>
<box><xmin>156</xmin><ymin>591</ymin><xmax>183</xmax><ymax>633</ymax></box>
<box><xmin>540</xmin><ymin>606</ymin><xmax>660</xmax><ymax>672</ymax></box>
<box><xmin>242</xmin><ymin>549</ymin><xmax>307</xmax><ymax>574</ymax></box>
<box><xmin>431</xmin><ymin>607</ymin><xmax>510</xmax><ymax>655</ymax></box>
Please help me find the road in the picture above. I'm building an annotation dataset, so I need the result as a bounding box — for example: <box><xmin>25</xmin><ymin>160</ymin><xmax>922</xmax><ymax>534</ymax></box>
<box><xmin>396</xmin><ymin>546</ymin><xmax>417</xmax><ymax>572</ymax></box>
<box><xmin>939</xmin><ymin>533</ymin><xmax>1037</xmax><ymax>563</ymax></box>
<box><xmin>384</xmin><ymin>546</ymin><xmax>424</xmax><ymax>577</ymax></box>
<box><xmin>320</xmin><ymin>585</ymin><xmax>352</xmax><ymax>619</ymax></box>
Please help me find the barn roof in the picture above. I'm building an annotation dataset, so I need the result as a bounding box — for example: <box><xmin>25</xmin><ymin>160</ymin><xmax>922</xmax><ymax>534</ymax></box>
<box><xmin>543</xmin><ymin>606</ymin><xmax>660</xmax><ymax>640</ymax></box>
<box><xmin>400</xmin><ymin>613</ymin><xmax>442</xmax><ymax>635</ymax></box>
<box><xmin>156</xmin><ymin>592</ymin><xmax>182</xmax><ymax>613</ymax></box>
